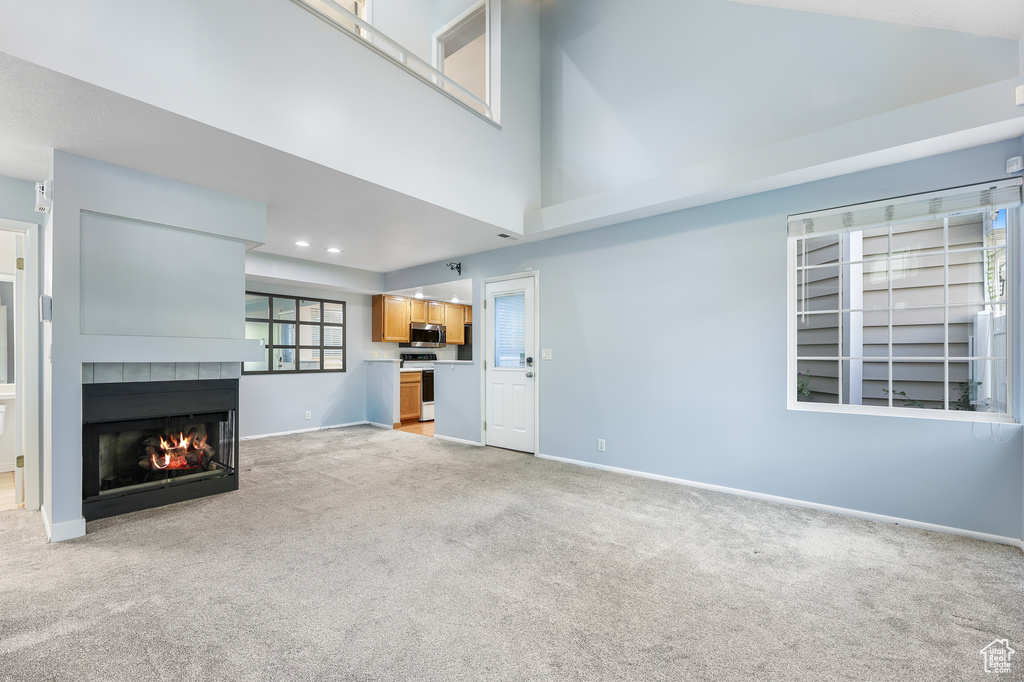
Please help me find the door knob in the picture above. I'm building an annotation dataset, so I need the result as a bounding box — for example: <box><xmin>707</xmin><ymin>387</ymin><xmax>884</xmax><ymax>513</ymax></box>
<box><xmin>526</xmin><ymin>371</ymin><xmax>534</xmax><ymax>378</ymax></box>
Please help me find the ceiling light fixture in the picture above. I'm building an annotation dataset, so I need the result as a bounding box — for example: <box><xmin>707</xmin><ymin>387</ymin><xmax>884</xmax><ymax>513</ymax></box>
<box><xmin>451</xmin><ymin>297</ymin><xmax>459</xmax><ymax>303</ymax></box>
<box><xmin>295</xmin><ymin>241</ymin><xmax>310</xmax><ymax>247</ymax></box>
<box><xmin>414</xmin><ymin>291</ymin><xmax>424</xmax><ymax>299</ymax></box>
<box><xmin>326</xmin><ymin>247</ymin><xmax>340</xmax><ymax>253</ymax></box>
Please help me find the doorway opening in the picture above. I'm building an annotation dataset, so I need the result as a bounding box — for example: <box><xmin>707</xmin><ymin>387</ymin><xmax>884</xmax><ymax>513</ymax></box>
<box><xmin>0</xmin><ymin>218</ymin><xmax>40</xmax><ymax>514</ymax></box>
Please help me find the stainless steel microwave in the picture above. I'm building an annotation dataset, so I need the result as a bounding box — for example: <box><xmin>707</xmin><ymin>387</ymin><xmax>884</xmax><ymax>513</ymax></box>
<box><xmin>402</xmin><ymin>323</ymin><xmax>446</xmax><ymax>348</ymax></box>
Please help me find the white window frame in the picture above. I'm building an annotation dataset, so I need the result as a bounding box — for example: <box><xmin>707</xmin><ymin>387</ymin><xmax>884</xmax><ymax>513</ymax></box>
<box><xmin>432</xmin><ymin>0</ymin><xmax>491</xmax><ymax>107</ymax></box>
<box><xmin>787</xmin><ymin>179</ymin><xmax>1021</xmax><ymax>423</ymax></box>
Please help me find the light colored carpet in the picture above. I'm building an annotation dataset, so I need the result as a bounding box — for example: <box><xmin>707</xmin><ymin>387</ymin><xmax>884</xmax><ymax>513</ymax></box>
<box><xmin>0</xmin><ymin>425</ymin><xmax>1021</xmax><ymax>681</ymax></box>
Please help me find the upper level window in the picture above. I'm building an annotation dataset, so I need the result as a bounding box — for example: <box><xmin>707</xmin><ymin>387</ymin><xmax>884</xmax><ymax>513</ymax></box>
<box><xmin>244</xmin><ymin>292</ymin><xmax>346</xmax><ymax>374</ymax></box>
<box><xmin>292</xmin><ymin>0</ymin><xmax>498</xmax><ymax>123</ymax></box>
<box><xmin>434</xmin><ymin>3</ymin><xmax>488</xmax><ymax>108</ymax></box>
<box><xmin>788</xmin><ymin>180</ymin><xmax>1021</xmax><ymax>421</ymax></box>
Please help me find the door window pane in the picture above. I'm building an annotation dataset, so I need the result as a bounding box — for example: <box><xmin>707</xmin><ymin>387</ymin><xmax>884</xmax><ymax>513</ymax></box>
<box><xmin>299</xmin><ymin>348</ymin><xmax>321</xmax><ymax>371</ymax></box>
<box><xmin>273</xmin><ymin>347</ymin><xmax>295</xmax><ymax>371</ymax></box>
<box><xmin>272</xmin><ymin>298</ymin><xmax>296</xmax><ymax>321</ymax></box>
<box><xmin>245</xmin><ymin>294</ymin><xmax>269</xmax><ymax>319</ymax></box>
<box><xmin>323</xmin><ymin>303</ymin><xmax>344</xmax><ymax>324</ymax></box>
<box><xmin>494</xmin><ymin>292</ymin><xmax>526</xmax><ymax>368</ymax></box>
<box><xmin>299</xmin><ymin>300</ymin><xmax>321</xmax><ymax>322</ymax></box>
<box><xmin>299</xmin><ymin>324</ymin><xmax>320</xmax><ymax>346</ymax></box>
<box><xmin>323</xmin><ymin>348</ymin><xmax>344</xmax><ymax>370</ymax></box>
<box><xmin>274</xmin><ymin>323</ymin><xmax>296</xmax><ymax>346</ymax></box>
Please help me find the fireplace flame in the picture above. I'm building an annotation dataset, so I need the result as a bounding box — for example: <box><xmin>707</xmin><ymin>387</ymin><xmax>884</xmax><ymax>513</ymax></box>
<box><xmin>150</xmin><ymin>431</ymin><xmax>209</xmax><ymax>470</ymax></box>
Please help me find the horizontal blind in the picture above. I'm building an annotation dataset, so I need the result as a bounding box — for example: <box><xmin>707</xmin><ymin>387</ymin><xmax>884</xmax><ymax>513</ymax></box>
<box><xmin>788</xmin><ymin>179</ymin><xmax>1022</xmax><ymax>239</ymax></box>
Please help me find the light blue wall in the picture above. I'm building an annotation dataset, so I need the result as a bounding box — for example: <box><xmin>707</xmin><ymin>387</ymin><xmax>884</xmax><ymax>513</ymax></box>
<box><xmin>46</xmin><ymin>152</ymin><xmax>265</xmax><ymax>540</ymax></box>
<box><xmin>0</xmin><ymin>176</ymin><xmax>44</xmax><ymax>226</ymax></box>
<box><xmin>434</xmin><ymin>362</ymin><xmax>480</xmax><ymax>443</ymax></box>
<box><xmin>540</xmin><ymin>0</ymin><xmax>1021</xmax><ymax>205</ymax></box>
<box><xmin>239</xmin><ymin>281</ymin><xmax>372</xmax><ymax>437</ymax></box>
<box><xmin>386</xmin><ymin>140</ymin><xmax>1024</xmax><ymax>540</ymax></box>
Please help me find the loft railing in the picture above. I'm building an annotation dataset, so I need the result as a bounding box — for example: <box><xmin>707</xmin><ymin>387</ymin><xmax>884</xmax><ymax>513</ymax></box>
<box><xmin>289</xmin><ymin>0</ymin><xmax>495</xmax><ymax>123</ymax></box>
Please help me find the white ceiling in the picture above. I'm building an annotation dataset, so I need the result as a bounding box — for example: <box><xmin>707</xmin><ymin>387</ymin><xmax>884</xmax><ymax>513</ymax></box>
<box><xmin>0</xmin><ymin>53</ymin><xmax>516</xmax><ymax>274</ymax></box>
<box><xmin>721</xmin><ymin>0</ymin><xmax>1024</xmax><ymax>39</ymax></box>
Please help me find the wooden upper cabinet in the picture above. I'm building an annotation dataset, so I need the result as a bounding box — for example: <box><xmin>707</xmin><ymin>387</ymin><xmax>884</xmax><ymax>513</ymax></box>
<box><xmin>427</xmin><ymin>301</ymin><xmax>445</xmax><ymax>325</ymax></box>
<box><xmin>465</xmin><ymin>305</ymin><xmax>472</xmax><ymax>325</ymax></box>
<box><xmin>444</xmin><ymin>303</ymin><xmax>466</xmax><ymax>345</ymax></box>
<box><xmin>410</xmin><ymin>298</ymin><xmax>427</xmax><ymax>324</ymax></box>
<box><xmin>372</xmin><ymin>294</ymin><xmax>410</xmax><ymax>343</ymax></box>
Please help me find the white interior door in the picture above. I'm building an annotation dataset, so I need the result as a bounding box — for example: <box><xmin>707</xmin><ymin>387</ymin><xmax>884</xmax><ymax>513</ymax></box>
<box><xmin>484</xmin><ymin>276</ymin><xmax>535</xmax><ymax>452</ymax></box>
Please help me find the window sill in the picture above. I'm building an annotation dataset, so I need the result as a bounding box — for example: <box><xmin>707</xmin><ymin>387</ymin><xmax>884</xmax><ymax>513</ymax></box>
<box><xmin>788</xmin><ymin>400</ymin><xmax>1019</xmax><ymax>424</ymax></box>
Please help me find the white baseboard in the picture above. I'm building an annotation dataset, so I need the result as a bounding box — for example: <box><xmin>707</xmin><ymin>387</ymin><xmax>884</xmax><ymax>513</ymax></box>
<box><xmin>0</xmin><ymin>462</ymin><xmax>13</xmax><ymax>474</ymax></box>
<box><xmin>434</xmin><ymin>434</ymin><xmax>483</xmax><ymax>447</ymax></box>
<box><xmin>240</xmin><ymin>421</ymin><xmax>369</xmax><ymax>440</ymax></box>
<box><xmin>536</xmin><ymin>453</ymin><xmax>1024</xmax><ymax>551</ymax></box>
<box><xmin>40</xmin><ymin>506</ymin><xmax>86</xmax><ymax>543</ymax></box>
<box><xmin>366</xmin><ymin>421</ymin><xmax>395</xmax><ymax>430</ymax></box>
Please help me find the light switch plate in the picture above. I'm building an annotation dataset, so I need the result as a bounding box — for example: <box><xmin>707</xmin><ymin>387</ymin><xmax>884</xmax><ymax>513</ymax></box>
<box><xmin>542</xmin><ymin>348</ymin><xmax>552</xmax><ymax>360</ymax></box>
<box><xmin>1016</xmin><ymin>85</ymin><xmax>1024</xmax><ymax>106</ymax></box>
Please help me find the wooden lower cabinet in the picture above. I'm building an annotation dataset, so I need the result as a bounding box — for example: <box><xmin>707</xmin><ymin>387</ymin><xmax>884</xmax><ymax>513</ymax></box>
<box><xmin>400</xmin><ymin>372</ymin><xmax>421</xmax><ymax>421</ymax></box>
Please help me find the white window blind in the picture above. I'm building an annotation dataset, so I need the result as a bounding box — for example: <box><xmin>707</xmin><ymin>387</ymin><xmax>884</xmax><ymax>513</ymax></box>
<box><xmin>494</xmin><ymin>292</ymin><xmax>526</xmax><ymax>368</ymax></box>
<box><xmin>788</xmin><ymin>179</ymin><xmax>1022</xmax><ymax>238</ymax></box>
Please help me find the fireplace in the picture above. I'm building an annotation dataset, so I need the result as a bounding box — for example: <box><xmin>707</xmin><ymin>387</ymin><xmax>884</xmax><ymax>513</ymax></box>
<box><xmin>82</xmin><ymin>379</ymin><xmax>239</xmax><ymax>521</ymax></box>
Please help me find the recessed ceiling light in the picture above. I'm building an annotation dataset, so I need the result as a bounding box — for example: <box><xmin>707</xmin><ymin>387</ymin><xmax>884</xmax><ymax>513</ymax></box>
<box><xmin>326</xmin><ymin>247</ymin><xmax>340</xmax><ymax>253</ymax></box>
<box><xmin>295</xmin><ymin>241</ymin><xmax>310</xmax><ymax>247</ymax></box>
<box><xmin>414</xmin><ymin>291</ymin><xmax>424</xmax><ymax>298</ymax></box>
<box><xmin>451</xmin><ymin>297</ymin><xmax>459</xmax><ymax>303</ymax></box>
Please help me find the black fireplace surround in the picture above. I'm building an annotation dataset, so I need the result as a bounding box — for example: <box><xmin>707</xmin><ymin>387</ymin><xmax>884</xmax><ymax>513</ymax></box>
<box><xmin>82</xmin><ymin>379</ymin><xmax>239</xmax><ymax>521</ymax></box>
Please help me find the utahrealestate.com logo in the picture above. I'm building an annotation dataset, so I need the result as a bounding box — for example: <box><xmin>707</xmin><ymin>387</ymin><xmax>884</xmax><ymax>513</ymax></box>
<box><xmin>980</xmin><ymin>639</ymin><xmax>1014</xmax><ymax>674</ymax></box>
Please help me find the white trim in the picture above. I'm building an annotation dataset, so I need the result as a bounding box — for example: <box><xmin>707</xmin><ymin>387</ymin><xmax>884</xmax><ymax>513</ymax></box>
<box><xmin>480</xmin><ymin>270</ymin><xmax>540</xmax><ymax>455</ymax></box>
<box><xmin>366</xmin><ymin>421</ymin><xmax>395</xmax><ymax>430</ymax></box>
<box><xmin>788</xmin><ymin>200</ymin><xmax>1019</xmax><ymax>422</ymax></box>
<box><xmin>239</xmin><ymin>421</ymin><xmax>368</xmax><ymax>440</ymax></box>
<box><xmin>0</xmin><ymin>463</ymin><xmax>12</xmax><ymax>473</ymax></box>
<box><xmin>537</xmin><ymin>453</ymin><xmax>1024</xmax><ymax>550</ymax></box>
<box><xmin>0</xmin><ymin>218</ymin><xmax>40</xmax><ymax>512</ymax></box>
<box><xmin>433</xmin><ymin>434</ymin><xmax>483</xmax><ymax>447</ymax></box>
<box><xmin>41</xmin><ymin>505</ymin><xmax>86</xmax><ymax>542</ymax></box>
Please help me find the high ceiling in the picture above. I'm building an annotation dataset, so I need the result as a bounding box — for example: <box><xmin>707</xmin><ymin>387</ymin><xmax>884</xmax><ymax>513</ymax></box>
<box><xmin>722</xmin><ymin>0</ymin><xmax>1024</xmax><ymax>39</ymax></box>
<box><xmin>2</xmin><ymin>1</ymin><xmax>1023</xmax><ymax>278</ymax></box>
<box><xmin>0</xmin><ymin>53</ymin><xmax>515</xmax><ymax>274</ymax></box>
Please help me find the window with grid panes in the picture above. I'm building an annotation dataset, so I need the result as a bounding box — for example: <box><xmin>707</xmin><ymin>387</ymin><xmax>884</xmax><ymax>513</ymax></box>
<box><xmin>788</xmin><ymin>180</ymin><xmax>1020</xmax><ymax>421</ymax></box>
<box><xmin>243</xmin><ymin>293</ymin><xmax>345</xmax><ymax>374</ymax></box>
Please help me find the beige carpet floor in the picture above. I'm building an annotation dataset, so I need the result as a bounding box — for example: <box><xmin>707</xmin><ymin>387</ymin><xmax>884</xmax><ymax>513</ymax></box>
<box><xmin>0</xmin><ymin>425</ymin><xmax>1022</xmax><ymax>681</ymax></box>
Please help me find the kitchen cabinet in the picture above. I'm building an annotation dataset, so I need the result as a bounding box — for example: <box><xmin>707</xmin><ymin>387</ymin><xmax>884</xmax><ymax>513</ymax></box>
<box><xmin>400</xmin><ymin>371</ymin><xmax>421</xmax><ymax>421</ymax></box>
<box><xmin>444</xmin><ymin>303</ymin><xmax>466</xmax><ymax>345</ymax></box>
<box><xmin>372</xmin><ymin>295</ymin><xmax>410</xmax><ymax>343</ymax></box>
<box><xmin>410</xmin><ymin>298</ymin><xmax>427</xmax><ymax>324</ymax></box>
<box><xmin>465</xmin><ymin>305</ymin><xmax>472</xmax><ymax>324</ymax></box>
<box><xmin>427</xmin><ymin>301</ymin><xmax>445</xmax><ymax>325</ymax></box>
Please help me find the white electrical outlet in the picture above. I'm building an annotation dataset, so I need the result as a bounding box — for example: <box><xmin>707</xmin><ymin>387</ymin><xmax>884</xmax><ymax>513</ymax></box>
<box><xmin>597</xmin><ymin>438</ymin><xmax>606</xmax><ymax>452</ymax></box>
<box><xmin>305</xmin><ymin>411</ymin><xmax>311</xmax><ymax>420</ymax></box>
<box><xmin>373</xmin><ymin>351</ymin><xmax>378</xmax><ymax>359</ymax></box>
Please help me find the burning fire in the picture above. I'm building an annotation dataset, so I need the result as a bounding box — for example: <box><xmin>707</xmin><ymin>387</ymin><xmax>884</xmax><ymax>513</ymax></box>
<box><xmin>150</xmin><ymin>431</ymin><xmax>209</xmax><ymax>470</ymax></box>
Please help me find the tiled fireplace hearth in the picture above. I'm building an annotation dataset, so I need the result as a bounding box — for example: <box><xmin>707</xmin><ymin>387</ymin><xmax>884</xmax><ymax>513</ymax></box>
<box><xmin>81</xmin><ymin>376</ymin><xmax>240</xmax><ymax>521</ymax></box>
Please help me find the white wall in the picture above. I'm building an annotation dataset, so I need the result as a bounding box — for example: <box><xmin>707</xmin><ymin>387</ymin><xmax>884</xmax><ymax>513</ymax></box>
<box><xmin>0</xmin><ymin>0</ymin><xmax>540</xmax><ymax>232</ymax></box>
<box><xmin>539</xmin><ymin>0</ymin><xmax>1021</xmax><ymax>206</ymax></box>
<box><xmin>45</xmin><ymin>152</ymin><xmax>266</xmax><ymax>541</ymax></box>
<box><xmin>385</xmin><ymin>139</ymin><xmax>1024</xmax><ymax>542</ymax></box>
